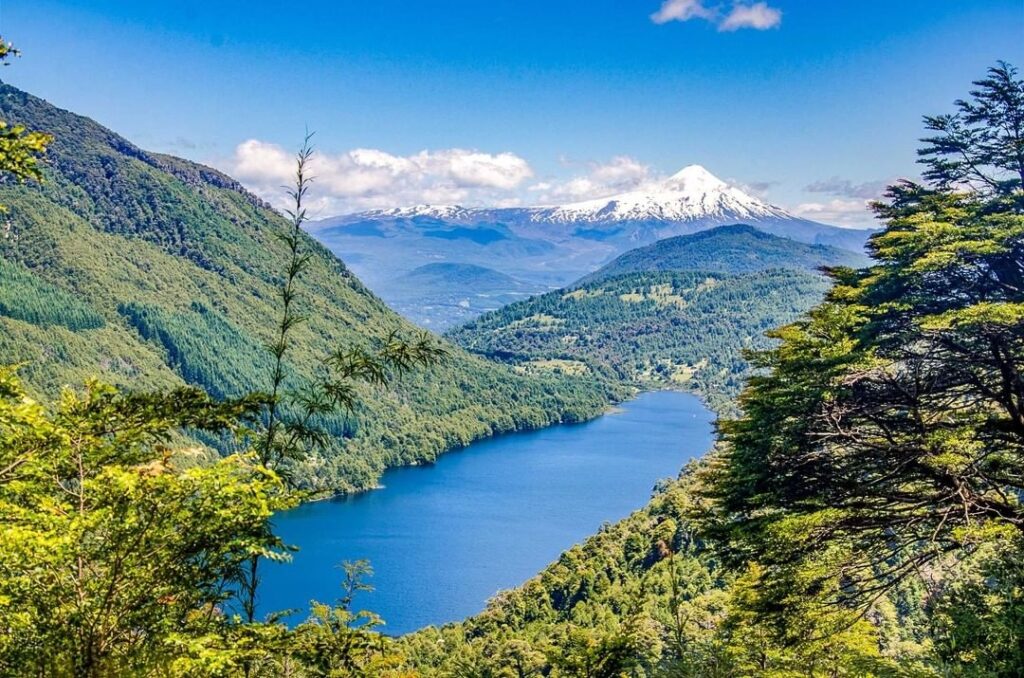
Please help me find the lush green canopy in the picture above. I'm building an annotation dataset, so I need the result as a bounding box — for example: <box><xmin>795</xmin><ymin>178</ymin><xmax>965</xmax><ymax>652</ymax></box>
<box><xmin>707</xmin><ymin>62</ymin><xmax>1024</xmax><ymax>674</ymax></box>
<box><xmin>449</xmin><ymin>268</ymin><xmax>830</xmax><ymax>414</ymax></box>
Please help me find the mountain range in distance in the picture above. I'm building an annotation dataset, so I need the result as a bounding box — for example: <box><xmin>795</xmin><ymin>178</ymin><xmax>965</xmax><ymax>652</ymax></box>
<box><xmin>443</xmin><ymin>223</ymin><xmax>865</xmax><ymax>414</ymax></box>
<box><xmin>0</xmin><ymin>79</ymin><xmax>873</xmax><ymax>493</ymax></box>
<box><xmin>312</xmin><ymin>165</ymin><xmax>875</xmax><ymax>328</ymax></box>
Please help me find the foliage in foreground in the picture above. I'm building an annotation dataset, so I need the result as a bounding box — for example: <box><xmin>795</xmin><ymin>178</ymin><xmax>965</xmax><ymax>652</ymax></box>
<box><xmin>704</xmin><ymin>60</ymin><xmax>1024</xmax><ymax>676</ymax></box>
<box><xmin>401</xmin><ymin>61</ymin><xmax>1024</xmax><ymax>678</ymax></box>
<box><xmin>399</xmin><ymin>465</ymin><xmax>919</xmax><ymax>677</ymax></box>
<box><xmin>0</xmin><ymin>368</ymin><xmax>424</xmax><ymax>676</ymax></box>
<box><xmin>0</xmin><ymin>35</ymin><xmax>51</xmax><ymax>206</ymax></box>
<box><xmin>0</xmin><ymin>368</ymin><xmax>283</xmax><ymax>674</ymax></box>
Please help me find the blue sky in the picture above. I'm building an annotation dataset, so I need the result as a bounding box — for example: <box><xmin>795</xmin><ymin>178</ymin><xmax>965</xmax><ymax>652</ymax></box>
<box><xmin>2</xmin><ymin>0</ymin><xmax>1022</xmax><ymax>226</ymax></box>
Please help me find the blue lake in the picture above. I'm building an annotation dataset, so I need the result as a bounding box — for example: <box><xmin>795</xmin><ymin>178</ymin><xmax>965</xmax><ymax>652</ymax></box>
<box><xmin>259</xmin><ymin>390</ymin><xmax>714</xmax><ymax>635</ymax></box>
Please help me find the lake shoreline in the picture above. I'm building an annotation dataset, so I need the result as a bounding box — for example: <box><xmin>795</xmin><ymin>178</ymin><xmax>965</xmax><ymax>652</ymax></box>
<box><xmin>304</xmin><ymin>382</ymin><xmax>719</xmax><ymax>505</ymax></box>
<box><xmin>262</xmin><ymin>391</ymin><xmax>716</xmax><ymax>633</ymax></box>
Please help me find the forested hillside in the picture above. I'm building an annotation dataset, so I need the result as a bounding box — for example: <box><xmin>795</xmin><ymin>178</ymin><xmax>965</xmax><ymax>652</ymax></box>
<box><xmin>399</xmin><ymin>462</ymin><xmax>926</xmax><ymax>675</ymax></box>
<box><xmin>0</xmin><ymin>82</ymin><xmax>616</xmax><ymax>492</ymax></box>
<box><xmin>579</xmin><ymin>223</ymin><xmax>870</xmax><ymax>283</ymax></box>
<box><xmin>448</xmin><ymin>269</ymin><xmax>830</xmax><ymax>413</ymax></box>
<box><xmin>2</xmin><ymin>34</ymin><xmax>1020</xmax><ymax>676</ymax></box>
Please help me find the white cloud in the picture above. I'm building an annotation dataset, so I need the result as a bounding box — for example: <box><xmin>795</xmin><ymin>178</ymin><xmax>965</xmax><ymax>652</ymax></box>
<box><xmin>735</xmin><ymin>179</ymin><xmax>779</xmax><ymax>198</ymax></box>
<box><xmin>529</xmin><ymin>156</ymin><xmax>655</xmax><ymax>203</ymax></box>
<box><xmin>791</xmin><ymin>198</ymin><xmax>876</xmax><ymax>229</ymax></box>
<box><xmin>805</xmin><ymin>176</ymin><xmax>889</xmax><ymax>200</ymax></box>
<box><xmin>445</xmin><ymin>150</ymin><xmax>532</xmax><ymax>189</ymax></box>
<box><xmin>796</xmin><ymin>174</ymin><xmax>893</xmax><ymax>227</ymax></box>
<box><xmin>224</xmin><ymin>142</ymin><xmax>878</xmax><ymax>230</ymax></box>
<box><xmin>590</xmin><ymin>156</ymin><xmax>650</xmax><ymax>185</ymax></box>
<box><xmin>718</xmin><ymin>2</ymin><xmax>782</xmax><ymax>31</ymax></box>
<box><xmin>229</xmin><ymin>139</ymin><xmax>294</xmax><ymax>188</ymax></box>
<box><xmin>650</xmin><ymin>0</ymin><xmax>782</xmax><ymax>31</ymax></box>
<box><xmin>221</xmin><ymin>140</ymin><xmax>533</xmax><ymax>215</ymax></box>
<box><xmin>650</xmin><ymin>0</ymin><xmax>715</xmax><ymax>25</ymax></box>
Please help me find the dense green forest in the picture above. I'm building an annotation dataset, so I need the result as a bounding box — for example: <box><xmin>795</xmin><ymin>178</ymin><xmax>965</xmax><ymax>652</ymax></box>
<box><xmin>448</xmin><ymin>268</ymin><xmax>830</xmax><ymax>413</ymax></box>
<box><xmin>579</xmin><ymin>223</ymin><xmax>870</xmax><ymax>283</ymax></box>
<box><xmin>0</xmin><ymin>81</ymin><xmax>618</xmax><ymax>493</ymax></box>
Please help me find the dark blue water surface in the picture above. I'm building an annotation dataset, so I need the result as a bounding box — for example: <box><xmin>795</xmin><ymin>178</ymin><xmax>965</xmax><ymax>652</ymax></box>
<box><xmin>259</xmin><ymin>391</ymin><xmax>714</xmax><ymax>634</ymax></box>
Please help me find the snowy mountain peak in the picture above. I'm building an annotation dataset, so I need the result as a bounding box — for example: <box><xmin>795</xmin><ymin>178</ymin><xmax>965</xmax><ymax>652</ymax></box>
<box><xmin>346</xmin><ymin>165</ymin><xmax>796</xmax><ymax>228</ymax></box>
<box><xmin>533</xmin><ymin>165</ymin><xmax>792</xmax><ymax>225</ymax></box>
<box><xmin>366</xmin><ymin>204</ymin><xmax>471</xmax><ymax>220</ymax></box>
<box><xmin>662</xmin><ymin>164</ymin><xmax>728</xmax><ymax>191</ymax></box>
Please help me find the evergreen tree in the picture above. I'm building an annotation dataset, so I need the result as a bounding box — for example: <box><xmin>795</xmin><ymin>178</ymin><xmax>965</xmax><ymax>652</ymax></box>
<box><xmin>0</xmin><ymin>37</ymin><xmax>51</xmax><ymax>205</ymax></box>
<box><xmin>707</xmin><ymin>62</ymin><xmax>1024</xmax><ymax>673</ymax></box>
<box><xmin>919</xmin><ymin>61</ymin><xmax>1024</xmax><ymax>199</ymax></box>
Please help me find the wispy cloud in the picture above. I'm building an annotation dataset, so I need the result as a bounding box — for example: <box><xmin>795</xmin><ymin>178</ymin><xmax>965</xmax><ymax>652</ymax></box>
<box><xmin>734</xmin><ymin>179</ymin><xmax>779</xmax><ymax>198</ymax></box>
<box><xmin>718</xmin><ymin>2</ymin><xmax>782</xmax><ymax>31</ymax></box>
<box><xmin>529</xmin><ymin>156</ymin><xmax>656</xmax><ymax>204</ymax></box>
<box><xmin>796</xmin><ymin>175</ymin><xmax>891</xmax><ymax>227</ymax></box>
<box><xmin>651</xmin><ymin>0</ymin><xmax>782</xmax><ymax>31</ymax></box>
<box><xmin>221</xmin><ymin>140</ymin><xmax>534</xmax><ymax>215</ymax></box>
<box><xmin>804</xmin><ymin>176</ymin><xmax>889</xmax><ymax>200</ymax></box>
<box><xmin>163</xmin><ymin>136</ymin><xmax>220</xmax><ymax>154</ymax></box>
<box><xmin>791</xmin><ymin>199</ymin><xmax>876</xmax><ymax>228</ymax></box>
<box><xmin>650</xmin><ymin>0</ymin><xmax>716</xmax><ymax>25</ymax></box>
<box><xmin>169</xmin><ymin>136</ymin><xmax>198</xmax><ymax>151</ymax></box>
<box><xmin>223</xmin><ymin>142</ymin><xmax>878</xmax><ymax>228</ymax></box>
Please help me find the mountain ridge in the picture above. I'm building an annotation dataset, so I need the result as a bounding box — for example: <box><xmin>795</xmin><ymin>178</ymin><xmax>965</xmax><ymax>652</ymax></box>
<box><xmin>394</xmin><ymin>262</ymin><xmax>533</xmax><ymax>289</ymax></box>
<box><xmin>375</xmin><ymin>262</ymin><xmax>550</xmax><ymax>329</ymax></box>
<box><xmin>530</xmin><ymin>164</ymin><xmax>791</xmax><ymax>224</ymax></box>
<box><xmin>320</xmin><ymin>163</ymin><xmax>871</xmax><ymax>250</ymax></box>
<box><xmin>448</xmin><ymin>268</ymin><xmax>830</xmax><ymax>414</ymax></box>
<box><xmin>579</xmin><ymin>223</ymin><xmax>871</xmax><ymax>284</ymax></box>
<box><xmin>341</xmin><ymin>165</ymin><xmax>815</xmax><ymax>226</ymax></box>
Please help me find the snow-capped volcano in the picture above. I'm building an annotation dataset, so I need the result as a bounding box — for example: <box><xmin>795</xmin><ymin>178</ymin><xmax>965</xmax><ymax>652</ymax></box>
<box><xmin>314</xmin><ymin>164</ymin><xmax>872</xmax><ymax>302</ymax></box>
<box><xmin>340</xmin><ymin>165</ymin><xmax>795</xmax><ymax>227</ymax></box>
<box><xmin>532</xmin><ymin>165</ymin><xmax>791</xmax><ymax>224</ymax></box>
